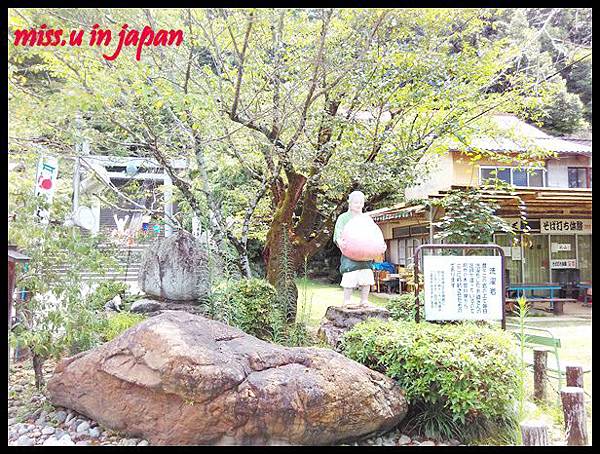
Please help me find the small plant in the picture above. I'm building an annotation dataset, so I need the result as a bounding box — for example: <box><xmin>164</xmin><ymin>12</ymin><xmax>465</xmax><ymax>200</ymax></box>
<box><xmin>100</xmin><ymin>312</ymin><xmax>147</xmax><ymax>342</ymax></box>
<box><xmin>386</xmin><ymin>291</ymin><xmax>424</xmax><ymax>321</ymax></box>
<box><xmin>214</xmin><ymin>278</ymin><xmax>282</xmax><ymax>341</ymax></box>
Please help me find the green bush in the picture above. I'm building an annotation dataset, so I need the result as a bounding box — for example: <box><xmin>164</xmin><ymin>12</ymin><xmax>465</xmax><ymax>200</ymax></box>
<box><xmin>341</xmin><ymin>318</ymin><xmax>519</xmax><ymax>443</ymax></box>
<box><xmin>386</xmin><ymin>292</ymin><xmax>423</xmax><ymax>321</ymax></box>
<box><xmin>213</xmin><ymin>278</ymin><xmax>283</xmax><ymax>341</ymax></box>
<box><xmin>86</xmin><ymin>281</ymin><xmax>129</xmax><ymax>311</ymax></box>
<box><xmin>101</xmin><ymin>312</ymin><xmax>147</xmax><ymax>342</ymax></box>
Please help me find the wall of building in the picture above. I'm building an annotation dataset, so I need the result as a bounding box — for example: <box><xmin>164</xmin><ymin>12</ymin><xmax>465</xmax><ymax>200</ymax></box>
<box><xmin>404</xmin><ymin>152</ymin><xmax>455</xmax><ymax>201</ymax></box>
<box><xmin>546</xmin><ymin>155</ymin><xmax>592</xmax><ymax>188</ymax></box>
<box><xmin>379</xmin><ymin>217</ymin><xmax>417</xmax><ymax>240</ymax></box>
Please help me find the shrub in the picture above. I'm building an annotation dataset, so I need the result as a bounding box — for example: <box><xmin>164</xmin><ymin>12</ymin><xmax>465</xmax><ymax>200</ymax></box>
<box><xmin>341</xmin><ymin>318</ymin><xmax>519</xmax><ymax>443</ymax></box>
<box><xmin>213</xmin><ymin>278</ymin><xmax>283</xmax><ymax>341</ymax></box>
<box><xmin>386</xmin><ymin>292</ymin><xmax>423</xmax><ymax>321</ymax></box>
<box><xmin>86</xmin><ymin>281</ymin><xmax>129</xmax><ymax>311</ymax></box>
<box><xmin>101</xmin><ymin>312</ymin><xmax>147</xmax><ymax>342</ymax></box>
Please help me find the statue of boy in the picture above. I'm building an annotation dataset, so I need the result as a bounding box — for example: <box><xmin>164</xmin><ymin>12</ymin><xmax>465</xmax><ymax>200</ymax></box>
<box><xmin>333</xmin><ymin>191</ymin><xmax>375</xmax><ymax>306</ymax></box>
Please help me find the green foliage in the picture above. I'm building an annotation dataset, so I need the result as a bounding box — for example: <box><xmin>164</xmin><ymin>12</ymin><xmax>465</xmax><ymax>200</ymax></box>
<box><xmin>386</xmin><ymin>292</ymin><xmax>423</xmax><ymax>321</ymax></box>
<box><xmin>100</xmin><ymin>312</ymin><xmax>147</xmax><ymax>342</ymax></box>
<box><xmin>86</xmin><ymin>281</ymin><xmax>129</xmax><ymax>311</ymax></box>
<box><xmin>275</xmin><ymin>227</ymin><xmax>299</xmax><ymax>322</ymax></box>
<box><xmin>213</xmin><ymin>278</ymin><xmax>283</xmax><ymax>341</ymax></box>
<box><xmin>341</xmin><ymin>318</ymin><xmax>520</xmax><ymax>443</ymax></box>
<box><xmin>433</xmin><ymin>187</ymin><xmax>514</xmax><ymax>247</ymax></box>
<box><xmin>536</xmin><ymin>83</ymin><xmax>588</xmax><ymax>134</ymax></box>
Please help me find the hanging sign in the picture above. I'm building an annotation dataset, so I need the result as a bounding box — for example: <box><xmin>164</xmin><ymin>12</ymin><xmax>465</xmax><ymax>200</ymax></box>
<box><xmin>550</xmin><ymin>259</ymin><xmax>578</xmax><ymax>269</ymax></box>
<box><xmin>551</xmin><ymin>243</ymin><xmax>572</xmax><ymax>253</ymax></box>
<box><xmin>541</xmin><ymin>219</ymin><xmax>591</xmax><ymax>234</ymax></box>
<box><xmin>423</xmin><ymin>256</ymin><xmax>503</xmax><ymax>321</ymax></box>
<box><xmin>34</xmin><ymin>156</ymin><xmax>59</xmax><ymax>222</ymax></box>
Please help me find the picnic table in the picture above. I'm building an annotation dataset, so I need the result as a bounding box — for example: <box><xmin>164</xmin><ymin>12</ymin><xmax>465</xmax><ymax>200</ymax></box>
<box><xmin>507</xmin><ymin>283</ymin><xmax>564</xmax><ymax>312</ymax></box>
<box><xmin>508</xmin><ymin>283</ymin><xmax>562</xmax><ymax>299</ymax></box>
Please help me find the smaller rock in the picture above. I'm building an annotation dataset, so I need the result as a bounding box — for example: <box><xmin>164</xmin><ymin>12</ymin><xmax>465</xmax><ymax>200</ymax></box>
<box><xmin>137</xmin><ymin>440</ymin><xmax>149</xmax><ymax>446</ymax></box>
<box><xmin>42</xmin><ymin>426</ymin><xmax>56</xmax><ymax>435</ymax></box>
<box><xmin>420</xmin><ymin>440</ymin><xmax>436</xmax><ymax>446</ymax></box>
<box><xmin>8</xmin><ymin>417</ymin><xmax>17</xmax><ymax>425</ymax></box>
<box><xmin>448</xmin><ymin>439</ymin><xmax>461</xmax><ymax>446</ymax></box>
<box><xmin>131</xmin><ymin>299</ymin><xmax>162</xmax><ymax>314</ymax></box>
<box><xmin>64</xmin><ymin>412</ymin><xmax>75</xmax><ymax>424</ymax></box>
<box><xmin>89</xmin><ymin>427</ymin><xmax>101</xmax><ymax>438</ymax></box>
<box><xmin>122</xmin><ymin>438</ymin><xmax>140</xmax><ymax>445</ymax></box>
<box><xmin>32</xmin><ymin>430</ymin><xmax>42</xmax><ymax>438</ymax></box>
<box><xmin>76</xmin><ymin>440</ymin><xmax>90</xmax><ymax>446</ymax></box>
<box><xmin>105</xmin><ymin>295</ymin><xmax>123</xmax><ymax>312</ymax></box>
<box><xmin>16</xmin><ymin>435</ymin><xmax>34</xmax><ymax>446</ymax></box>
<box><xmin>76</xmin><ymin>421</ymin><xmax>90</xmax><ymax>433</ymax></box>
<box><xmin>53</xmin><ymin>410</ymin><xmax>68</xmax><ymax>424</ymax></box>
<box><xmin>43</xmin><ymin>434</ymin><xmax>75</xmax><ymax>446</ymax></box>
<box><xmin>397</xmin><ymin>435</ymin><xmax>412</xmax><ymax>445</ymax></box>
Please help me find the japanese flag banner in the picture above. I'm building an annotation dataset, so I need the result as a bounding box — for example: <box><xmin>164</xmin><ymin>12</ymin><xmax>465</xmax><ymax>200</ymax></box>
<box><xmin>34</xmin><ymin>156</ymin><xmax>59</xmax><ymax>222</ymax></box>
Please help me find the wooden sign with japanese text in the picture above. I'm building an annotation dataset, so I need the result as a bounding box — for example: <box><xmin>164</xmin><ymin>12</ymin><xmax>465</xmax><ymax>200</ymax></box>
<box><xmin>541</xmin><ymin>219</ymin><xmax>591</xmax><ymax>235</ymax></box>
<box><xmin>423</xmin><ymin>256</ymin><xmax>503</xmax><ymax>321</ymax></box>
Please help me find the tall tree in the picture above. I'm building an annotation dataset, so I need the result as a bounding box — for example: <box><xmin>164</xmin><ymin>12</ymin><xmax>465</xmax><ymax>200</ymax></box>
<box><xmin>9</xmin><ymin>8</ymin><xmax>565</xmax><ymax>317</ymax></box>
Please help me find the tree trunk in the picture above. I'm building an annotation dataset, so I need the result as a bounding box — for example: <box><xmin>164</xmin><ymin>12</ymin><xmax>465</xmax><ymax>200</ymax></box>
<box><xmin>520</xmin><ymin>420</ymin><xmax>549</xmax><ymax>446</ymax></box>
<box><xmin>32</xmin><ymin>353</ymin><xmax>45</xmax><ymax>390</ymax></box>
<box><xmin>560</xmin><ymin>387</ymin><xmax>588</xmax><ymax>445</ymax></box>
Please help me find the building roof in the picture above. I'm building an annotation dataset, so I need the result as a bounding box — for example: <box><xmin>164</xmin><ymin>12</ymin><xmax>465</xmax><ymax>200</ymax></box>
<box><xmin>367</xmin><ymin>186</ymin><xmax>592</xmax><ymax>222</ymax></box>
<box><xmin>8</xmin><ymin>245</ymin><xmax>30</xmax><ymax>263</ymax></box>
<box><xmin>369</xmin><ymin>204</ymin><xmax>427</xmax><ymax>222</ymax></box>
<box><xmin>459</xmin><ymin>114</ymin><xmax>592</xmax><ymax>156</ymax></box>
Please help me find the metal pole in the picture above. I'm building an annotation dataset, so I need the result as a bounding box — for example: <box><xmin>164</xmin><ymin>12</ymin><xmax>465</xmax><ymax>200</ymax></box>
<box><xmin>73</xmin><ymin>157</ymin><xmax>81</xmax><ymax>214</ymax></box>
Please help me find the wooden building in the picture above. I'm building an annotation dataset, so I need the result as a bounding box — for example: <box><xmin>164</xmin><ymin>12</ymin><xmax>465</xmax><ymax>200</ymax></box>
<box><xmin>367</xmin><ymin>114</ymin><xmax>592</xmax><ymax>291</ymax></box>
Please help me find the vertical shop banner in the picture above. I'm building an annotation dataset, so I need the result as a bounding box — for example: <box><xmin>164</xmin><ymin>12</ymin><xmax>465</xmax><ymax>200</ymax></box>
<box><xmin>423</xmin><ymin>255</ymin><xmax>503</xmax><ymax>321</ymax></box>
<box><xmin>34</xmin><ymin>156</ymin><xmax>59</xmax><ymax>222</ymax></box>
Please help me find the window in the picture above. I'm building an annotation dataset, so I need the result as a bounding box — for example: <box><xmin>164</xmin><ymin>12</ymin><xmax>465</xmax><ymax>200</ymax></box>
<box><xmin>528</xmin><ymin>169</ymin><xmax>544</xmax><ymax>187</ymax></box>
<box><xmin>480</xmin><ymin>166</ymin><xmax>546</xmax><ymax>187</ymax></box>
<box><xmin>392</xmin><ymin>227</ymin><xmax>410</xmax><ymax>238</ymax></box>
<box><xmin>568</xmin><ymin>167</ymin><xmax>592</xmax><ymax>188</ymax></box>
<box><xmin>481</xmin><ymin>167</ymin><xmax>511</xmax><ymax>184</ymax></box>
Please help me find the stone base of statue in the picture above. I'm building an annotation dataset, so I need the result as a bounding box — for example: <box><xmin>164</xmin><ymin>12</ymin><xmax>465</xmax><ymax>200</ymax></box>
<box><xmin>317</xmin><ymin>304</ymin><xmax>390</xmax><ymax>351</ymax></box>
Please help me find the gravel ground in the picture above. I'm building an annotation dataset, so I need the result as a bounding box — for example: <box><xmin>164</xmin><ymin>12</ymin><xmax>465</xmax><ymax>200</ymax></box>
<box><xmin>7</xmin><ymin>359</ymin><xmax>470</xmax><ymax>447</ymax></box>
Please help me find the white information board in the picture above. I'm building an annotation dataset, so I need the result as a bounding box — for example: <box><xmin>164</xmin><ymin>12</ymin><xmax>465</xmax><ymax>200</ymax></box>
<box><xmin>423</xmin><ymin>256</ymin><xmax>503</xmax><ymax>321</ymax></box>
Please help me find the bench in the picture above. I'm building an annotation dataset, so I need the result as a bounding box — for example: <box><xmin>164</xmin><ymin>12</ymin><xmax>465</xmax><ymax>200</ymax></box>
<box><xmin>506</xmin><ymin>323</ymin><xmax>591</xmax><ymax>399</ymax></box>
<box><xmin>505</xmin><ymin>298</ymin><xmax>577</xmax><ymax>315</ymax></box>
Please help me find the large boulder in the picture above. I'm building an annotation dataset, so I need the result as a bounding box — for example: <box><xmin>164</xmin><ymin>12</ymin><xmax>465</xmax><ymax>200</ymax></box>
<box><xmin>138</xmin><ymin>230</ymin><xmax>210</xmax><ymax>301</ymax></box>
<box><xmin>47</xmin><ymin>311</ymin><xmax>407</xmax><ymax>445</ymax></box>
<box><xmin>318</xmin><ymin>304</ymin><xmax>391</xmax><ymax>350</ymax></box>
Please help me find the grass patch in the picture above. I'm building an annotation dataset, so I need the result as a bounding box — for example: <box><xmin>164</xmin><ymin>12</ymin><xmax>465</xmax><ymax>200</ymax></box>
<box><xmin>296</xmin><ymin>278</ymin><xmax>388</xmax><ymax>328</ymax></box>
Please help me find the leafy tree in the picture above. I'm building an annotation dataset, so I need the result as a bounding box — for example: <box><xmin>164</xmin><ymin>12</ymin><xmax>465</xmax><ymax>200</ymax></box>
<box><xmin>9</xmin><ymin>8</ymin><xmax>568</xmax><ymax>318</ymax></box>
<box><xmin>432</xmin><ymin>186</ymin><xmax>514</xmax><ymax>247</ymax></box>
<box><xmin>8</xmin><ymin>151</ymin><xmax>119</xmax><ymax>388</ymax></box>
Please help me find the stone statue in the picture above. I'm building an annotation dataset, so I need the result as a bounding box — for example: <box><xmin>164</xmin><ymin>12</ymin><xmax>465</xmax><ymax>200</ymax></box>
<box><xmin>333</xmin><ymin>191</ymin><xmax>379</xmax><ymax>306</ymax></box>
